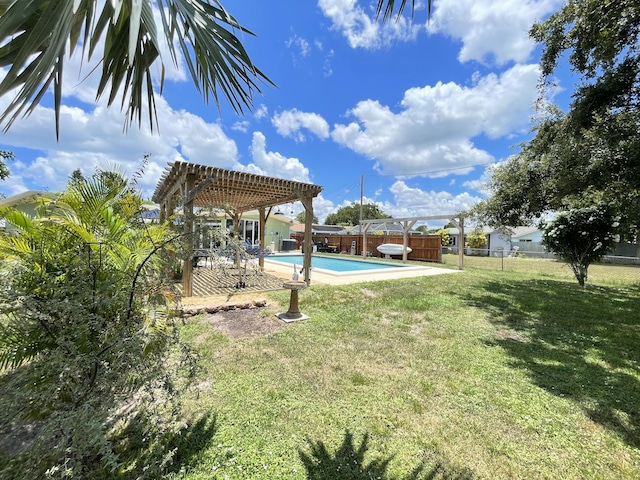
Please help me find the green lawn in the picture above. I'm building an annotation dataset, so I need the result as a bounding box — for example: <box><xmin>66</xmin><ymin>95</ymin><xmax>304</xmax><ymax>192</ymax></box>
<box><xmin>166</xmin><ymin>263</ymin><xmax>640</xmax><ymax>479</ymax></box>
<box><xmin>439</xmin><ymin>253</ymin><xmax>640</xmax><ymax>285</ymax></box>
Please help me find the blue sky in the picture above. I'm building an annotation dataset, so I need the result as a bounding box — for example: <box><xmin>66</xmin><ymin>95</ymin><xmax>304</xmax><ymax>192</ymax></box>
<box><xmin>0</xmin><ymin>0</ymin><xmax>568</xmax><ymax>227</ymax></box>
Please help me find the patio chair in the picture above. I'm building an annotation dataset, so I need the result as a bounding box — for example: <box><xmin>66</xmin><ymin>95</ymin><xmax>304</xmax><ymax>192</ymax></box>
<box><xmin>245</xmin><ymin>245</ymin><xmax>273</xmax><ymax>258</ymax></box>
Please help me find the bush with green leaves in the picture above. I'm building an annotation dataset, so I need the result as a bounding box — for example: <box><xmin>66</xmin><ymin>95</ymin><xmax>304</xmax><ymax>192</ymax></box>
<box><xmin>466</xmin><ymin>228</ymin><xmax>487</xmax><ymax>249</ymax></box>
<box><xmin>0</xmin><ymin>170</ymin><xmax>195</xmax><ymax>478</ymax></box>
<box><xmin>435</xmin><ymin>228</ymin><xmax>450</xmax><ymax>246</ymax></box>
<box><xmin>541</xmin><ymin>203</ymin><xmax>619</xmax><ymax>287</ymax></box>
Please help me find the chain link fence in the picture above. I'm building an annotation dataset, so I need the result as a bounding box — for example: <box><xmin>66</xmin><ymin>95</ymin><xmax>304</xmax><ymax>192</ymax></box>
<box><xmin>440</xmin><ymin>248</ymin><xmax>640</xmax><ymax>286</ymax></box>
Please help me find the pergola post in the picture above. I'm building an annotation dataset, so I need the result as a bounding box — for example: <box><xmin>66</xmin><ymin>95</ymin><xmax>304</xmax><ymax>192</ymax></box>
<box><xmin>361</xmin><ymin>224</ymin><xmax>367</xmax><ymax>257</ymax></box>
<box><xmin>458</xmin><ymin>216</ymin><xmax>465</xmax><ymax>270</ymax></box>
<box><xmin>230</xmin><ymin>211</ymin><xmax>242</xmax><ymax>269</ymax></box>
<box><xmin>402</xmin><ymin>220</ymin><xmax>417</xmax><ymax>263</ymax></box>
<box><xmin>182</xmin><ymin>173</ymin><xmax>196</xmax><ymax>297</ymax></box>
<box><xmin>297</xmin><ymin>191</ymin><xmax>314</xmax><ymax>286</ymax></box>
<box><xmin>259</xmin><ymin>207</ymin><xmax>267</xmax><ymax>271</ymax></box>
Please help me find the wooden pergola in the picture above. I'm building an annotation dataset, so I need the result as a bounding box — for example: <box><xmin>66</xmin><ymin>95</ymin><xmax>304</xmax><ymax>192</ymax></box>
<box><xmin>360</xmin><ymin>214</ymin><xmax>466</xmax><ymax>269</ymax></box>
<box><xmin>152</xmin><ymin>161</ymin><xmax>323</xmax><ymax>296</ymax></box>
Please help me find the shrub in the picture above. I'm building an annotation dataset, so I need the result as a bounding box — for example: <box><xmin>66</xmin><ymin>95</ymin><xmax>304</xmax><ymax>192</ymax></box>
<box><xmin>435</xmin><ymin>228</ymin><xmax>450</xmax><ymax>246</ymax></box>
<box><xmin>466</xmin><ymin>228</ymin><xmax>487</xmax><ymax>249</ymax></box>
<box><xmin>0</xmin><ymin>170</ymin><xmax>195</xmax><ymax>478</ymax></box>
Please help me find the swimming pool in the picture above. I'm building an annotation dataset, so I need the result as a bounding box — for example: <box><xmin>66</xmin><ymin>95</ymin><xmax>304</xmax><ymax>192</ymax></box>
<box><xmin>266</xmin><ymin>254</ymin><xmax>406</xmax><ymax>273</ymax></box>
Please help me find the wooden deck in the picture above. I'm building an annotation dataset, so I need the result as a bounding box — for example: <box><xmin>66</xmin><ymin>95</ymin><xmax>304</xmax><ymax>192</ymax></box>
<box><xmin>186</xmin><ymin>264</ymin><xmax>287</xmax><ymax>297</ymax></box>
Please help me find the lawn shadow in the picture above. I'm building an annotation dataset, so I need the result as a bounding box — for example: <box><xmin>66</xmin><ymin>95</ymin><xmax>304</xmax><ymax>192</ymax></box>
<box><xmin>0</xmin><ymin>366</ymin><xmax>219</xmax><ymax>480</ymax></box>
<box><xmin>299</xmin><ymin>429</ymin><xmax>474</xmax><ymax>479</ymax></box>
<box><xmin>113</xmin><ymin>412</ymin><xmax>218</xmax><ymax>478</ymax></box>
<box><xmin>162</xmin><ymin>413</ymin><xmax>219</xmax><ymax>475</ymax></box>
<box><xmin>462</xmin><ymin>279</ymin><xmax>640</xmax><ymax>448</ymax></box>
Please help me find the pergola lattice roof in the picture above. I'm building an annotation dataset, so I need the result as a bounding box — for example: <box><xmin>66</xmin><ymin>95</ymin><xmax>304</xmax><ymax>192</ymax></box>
<box><xmin>152</xmin><ymin>161</ymin><xmax>323</xmax><ymax>212</ymax></box>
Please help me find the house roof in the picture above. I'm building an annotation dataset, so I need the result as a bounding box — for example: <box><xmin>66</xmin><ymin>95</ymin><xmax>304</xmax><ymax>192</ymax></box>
<box><xmin>345</xmin><ymin>222</ymin><xmax>419</xmax><ymax>235</ymax></box>
<box><xmin>508</xmin><ymin>226</ymin><xmax>541</xmax><ymax>238</ymax></box>
<box><xmin>447</xmin><ymin>226</ymin><xmax>540</xmax><ymax>237</ymax></box>
<box><xmin>152</xmin><ymin>161</ymin><xmax>323</xmax><ymax>212</ymax></box>
<box><xmin>447</xmin><ymin>226</ymin><xmax>492</xmax><ymax>235</ymax></box>
<box><xmin>0</xmin><ymin>190</ymin><xmax>57</xmax><ymax>207</ymax></box>
<box><xmin>290</xmin><ymin>223</ymin><xmax>345</xmax><ymax>234</ymax></box>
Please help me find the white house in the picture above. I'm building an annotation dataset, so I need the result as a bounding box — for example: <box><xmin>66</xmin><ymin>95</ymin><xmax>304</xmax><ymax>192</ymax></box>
<box><xmin>446</xmin><ymin>225</ymin><xmax>544</xmax><ymax>256</ymax></box>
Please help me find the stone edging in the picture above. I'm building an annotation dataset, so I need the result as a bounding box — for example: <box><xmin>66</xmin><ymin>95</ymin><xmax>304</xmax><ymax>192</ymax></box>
<box><xmin>182</xmin><ymin>298</ymin><xmax>267</xmax><ymax>318</ymax></box>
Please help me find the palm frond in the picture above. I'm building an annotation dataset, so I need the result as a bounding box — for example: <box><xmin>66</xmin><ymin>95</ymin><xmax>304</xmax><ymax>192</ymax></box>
<box><xmin>0</xmin><ymin>0</ymin><xmax>274</xmax><ymax>137</ymax></box>
<box><xmin>0</xmin><ymin>313</ymin><xmax>53</xmax><ymax>369</ymax></box>
<box><xmin>0</xmin><ymin>207</ymin><xmax>34</xmax><ymax>232</ymax></box>
<box><xmin>375</xmin><ymin>0</ymin><xmax>430</xmax><ymax>22</ymax></box>
<box><xmin>0</xmin><ymin>0</ymin><xmax>78</xmax><ymax>138</ymax></box>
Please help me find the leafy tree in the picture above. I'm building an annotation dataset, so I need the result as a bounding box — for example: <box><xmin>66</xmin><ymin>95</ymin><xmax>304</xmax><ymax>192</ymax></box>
<box><xmin>68</xmin><ymin>167</ymin><xmax>85</xmax><ymax>185</ymax></box>
<box><xmin>415</xmin><ymin>225</ymin><xmax>429</xmax><ymax>234</ymax></box>
<box><xmin>0</xmin><ymin>149</ymin><xmax>12</xmax><ymax>180</ymax></box>
<box><xmin>0</xmin><ymin>0</ymin><xmax>273</xmax><ymax>137</ymax></box>
<box><xmin>475</xmin><ymin>1</ymin><xmax>640</xmax><ymax>256</ymax></box>
<box><xmin>325</xmin><ymin>203</ymin><xmax>389</xmax><ymax>226</ymax></box>
<box><xmin>295</xmin><ymin>211</ymin><xmax>318</xmax><ymax>224</ymax></box>
<box><xmin>0</xmin><ymin>170</ymin><xmax>194</xmax><ymax>478</ymax></box>
<box><xmin>541</xmin><ymin>202</ymin><xmax>620</xmax><ymax>287</ymax></box>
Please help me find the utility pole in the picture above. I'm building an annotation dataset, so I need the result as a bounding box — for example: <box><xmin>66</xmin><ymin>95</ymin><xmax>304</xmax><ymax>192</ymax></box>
<box><xmin>359</xmin><ymin>174</ymin><xmax>364</xmax><ymax>225</ymax></box>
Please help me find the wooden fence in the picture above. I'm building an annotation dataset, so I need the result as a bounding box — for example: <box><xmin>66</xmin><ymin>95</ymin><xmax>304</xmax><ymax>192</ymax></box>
<box><xmin>289</xmin><ymin>234</ymin><xmax>442</xmax><ymax>263</ymax></box>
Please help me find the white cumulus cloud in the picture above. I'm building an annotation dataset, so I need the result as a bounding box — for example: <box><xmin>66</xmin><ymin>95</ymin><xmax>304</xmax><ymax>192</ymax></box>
<box><xmin>430</xmin><ymin>0</ymin><xmax>563</xmax><ymax>65</ymax></box>
<box><xmin>272</xmin><ymin>109</ymin><xmax>330</xmax><ymax>141</ymax></box>
<box><xmin>317</xmin><ymin>0</ymin><xmax>421</xmax><ymax>49</ymax></box>
<box><xmin>0</xmin><ymin>93</ymin><xmax>240</xmax><ymax>199</ymax></box>
<box><xmin>331</xmin><ymin>64</ymin><xmax>540</xmax><ymax>177</ymax></box>
<box><xmin>318</xmin><ymin>0</ymin><xmax>561</xmax><ymax>65</ymax></box>
<box><xmin>246</xmin><ymin>132</ymin><xmax>311</xmax><ymax>183</ymax></box>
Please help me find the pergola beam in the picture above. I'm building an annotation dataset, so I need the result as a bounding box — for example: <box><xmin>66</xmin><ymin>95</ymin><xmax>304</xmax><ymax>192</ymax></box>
<box><xmin>185</xmin><ymin>177</ymin><xmax>215</xmax><ymax>204</ymax></box>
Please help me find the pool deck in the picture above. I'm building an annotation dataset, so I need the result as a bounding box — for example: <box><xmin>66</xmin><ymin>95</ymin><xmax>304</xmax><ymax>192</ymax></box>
<box><xmin>180</xmin><ymin>251</ymin><xmax>461</xmax><ymax>307</ymax></box>
<box><xmin>263</xmin><ymin>251</ymin><xmax>460</xmax><ymax>286</ymax></box>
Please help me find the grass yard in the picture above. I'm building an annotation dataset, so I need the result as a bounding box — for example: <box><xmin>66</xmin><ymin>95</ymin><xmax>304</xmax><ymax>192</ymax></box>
<box><xmin>439</xmin><ymin>253</ymin><xmax>640</xmax><ymax>286</ymax></box>
<box><xmin>163</xmin><ymin>263</ymin><xmax>640</xmax><ymax>479</ymax></box>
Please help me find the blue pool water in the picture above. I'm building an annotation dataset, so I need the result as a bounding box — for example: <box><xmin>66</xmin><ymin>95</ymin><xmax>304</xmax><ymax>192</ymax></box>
<box><xmin>267</xmin><ymin>254</ymin><xmax>405</xmax><ymax>273</ymax></box>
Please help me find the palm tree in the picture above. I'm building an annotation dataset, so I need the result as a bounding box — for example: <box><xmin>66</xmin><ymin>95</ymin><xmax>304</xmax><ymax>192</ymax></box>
<box><xmin>0</xmin><ymin>168</ymin><xmax>192</xmax><ymax>476</ymax></box>
<box><xmin>375</xmin><ymin>0</ymin><xmax>430</xmax><ymax>22</ymax></box>
<box><xmin>0</xmin><ymin>0</ymin><xmax>274</xmax><ymax>138</ymax></box>
<box><xmin>0</xmin><ymin>167</ymin><xmax>178</xmax><ymax>370</ymax></box>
